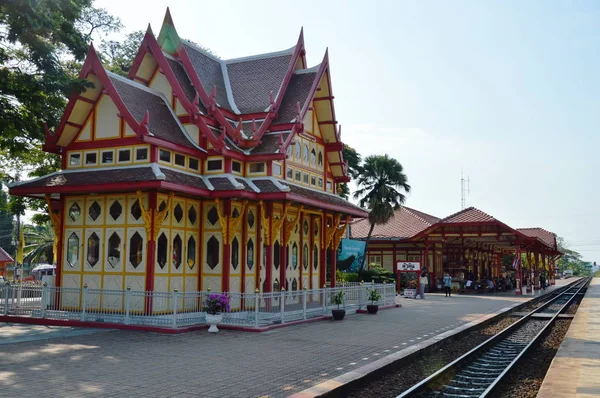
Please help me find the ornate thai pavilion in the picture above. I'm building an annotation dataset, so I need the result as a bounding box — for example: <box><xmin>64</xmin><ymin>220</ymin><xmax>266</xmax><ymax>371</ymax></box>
<box><xmin>10</xmin><ymin>10</ymin><xmax>367</xmax><ymax>308</ymax></box>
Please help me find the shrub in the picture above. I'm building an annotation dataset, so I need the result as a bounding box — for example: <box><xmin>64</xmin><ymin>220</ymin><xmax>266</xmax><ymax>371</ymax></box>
<box><xmin>203</xmin><ymin>293</ymin><xmax>230</xmax><ymax>315</ymax></box>
<box><xmin>332</xmin><ymin>290</ymin><xmax>345</xmax><ymax>309</ymax></box>
<box><xmin>367</xmin><ymin>288</ymin><xmax>381</xmax><ymax>304</ymax></box>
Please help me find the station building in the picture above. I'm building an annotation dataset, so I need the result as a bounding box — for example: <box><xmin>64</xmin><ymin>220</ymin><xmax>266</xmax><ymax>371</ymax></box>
<box><xmin>351</xmin><ymin>206</ymin><xmax>561</xmax><ymax>292</ymax></box>
<box><xmin>9</xmin><ymin>10</ymin><xmax>367</xmax><ymax>310</ymax></box>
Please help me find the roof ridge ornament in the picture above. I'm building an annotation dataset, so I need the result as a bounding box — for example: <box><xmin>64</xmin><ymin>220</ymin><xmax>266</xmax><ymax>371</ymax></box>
<box><xmin>268</xmin><ymin>90</ymin><xmax>277</xmax><ymax>115</ymax></box>
<box><xmin>295</xmin><ymin>102</ymin><xmax>304</xmax><ymax>132</ymax></box>
<box><xmin>208</xmin><ymin>84</ymin><xmax>217</xmax><ymax>115</ymax></box>
<box><xmin>192</xmin><ymin>90</ymin><xmax>201</xmax><ymax>120</ymax></box>
<box><xmin>43</xmin><ymin>122</ymin><xmax>60</xmax><ymax>152</ymax></box>
<box><xmin>137</xmin><ymin>110</ymin><xmax>150</xmax><ymax>140</ymax></box>
<box><xmin>277</xmin><ymin>131</ymin><xmax>286</xmax><ymax>154</ymax></box>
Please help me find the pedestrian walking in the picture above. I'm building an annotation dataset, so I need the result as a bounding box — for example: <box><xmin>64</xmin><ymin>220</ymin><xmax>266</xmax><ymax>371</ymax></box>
<box><xmin>443</xmin><ymin>273</ymin><xmax>452</xmax><ymax>297</ymax></box>
<box><xmin>419</xmin><ymin>273</ymin><xmax>428</xmax><ymax>299</ymax></box>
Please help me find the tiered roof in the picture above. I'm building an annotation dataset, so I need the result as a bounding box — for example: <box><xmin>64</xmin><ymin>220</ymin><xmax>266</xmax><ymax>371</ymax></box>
<box><xmin>11</xmin><ymin>9</ymin><xmax>363</xmax><ymax>216</ymax></box>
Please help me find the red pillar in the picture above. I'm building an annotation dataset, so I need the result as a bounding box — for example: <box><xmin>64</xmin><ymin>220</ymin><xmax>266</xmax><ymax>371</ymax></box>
<box><xmin>280</xmin><ymin>236</ymin><xmax>287</xmax><ymax>291</ymax></box>
<box><xmin>515</xmin><ymin>248</ymin><xmax>522</xmax><ymax>295</ymax></box>
<box><xmin>308</xmin><ymin>215</ymin><xmax>314</xmax><ymax>289</ymax></box>
<box><xmin>264</xmin><ymin>203</ymin><xmax>273</xmax><ymax>293</ymax></box>
<box><xmin>319</xmin><ymin>214</ymin><xmax>327</xmax><ymax>288</ymax></box>
<box><xmin>55</xmin><ymin>196</ymin><xmax>65</xmax><ymax>288</ymax></box>
<box><xmin>534</xmin><ymin>251</ymin><xmax>540</xmax><ymax>290</ymax></box>
<box><xmin>329</xmin><ymin>247</ymin><xmax>337</xmax><ymax>288</ymax></box>
<box><xmin>222</xmin><ymin>200</ymin><xmax>231</xmax><ymax>292</ymax></box>
<box><xmin>143</xmin><ymin>192</ymin><xmax>158</xmax><ymax>313</ymax></box>
<box><xmin>299</xmin><ymin>213</ymin><xmax>304</xmax><ymax>290</ymax></box>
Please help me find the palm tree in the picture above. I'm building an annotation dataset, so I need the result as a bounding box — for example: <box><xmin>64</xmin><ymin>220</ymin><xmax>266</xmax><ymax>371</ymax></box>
<box><xmin>354</xmin><ymin>154</ymin><xmax>411</xmax><ymax>271</ymax></box>
<box><xmin>23</xmin><ymin>222</ymin><xmax>55</xmax><ymax>265</ymax></box>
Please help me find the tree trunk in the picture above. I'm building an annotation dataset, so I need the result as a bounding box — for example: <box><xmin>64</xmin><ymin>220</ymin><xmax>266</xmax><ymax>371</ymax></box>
<box><xmin>359</xmin><ymin>222</ymin><xmax>376</xmax><ymax>272</ymax></box>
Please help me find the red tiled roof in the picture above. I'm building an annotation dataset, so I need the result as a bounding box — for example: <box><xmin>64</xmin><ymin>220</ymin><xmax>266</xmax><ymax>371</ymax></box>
<box><xmin>517</xmin><ymin>228</ymin><xmax>557</xmax><ymax>249</ymax></box>
<box><xmin>441</xmin><ymin>207</ymin><xmax>496</xmax><ymax>223</ymax></box>
<box><xmin>350</xmin><ymin>206</ymin><xmax>440</xmax><ymax>240</ymax></box>
<box><xmin>0</xmin><ymin>247</ymin><xmax>14</xmax><ymax>263</ymax></box>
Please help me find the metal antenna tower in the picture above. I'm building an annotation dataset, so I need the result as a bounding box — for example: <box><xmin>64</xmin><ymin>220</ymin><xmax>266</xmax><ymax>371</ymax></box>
<box><xmin>461</xmin><ymin>172</ymin><xmax>470</xmax><ymax>209</ymax></box>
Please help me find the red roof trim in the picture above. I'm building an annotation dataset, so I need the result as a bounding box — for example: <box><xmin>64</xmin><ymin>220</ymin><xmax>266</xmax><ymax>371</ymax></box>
<box><xmin>128</xmin><ymin>27</ymin><xmax>222</xmax><ymax>150</ymax></box>
<box><xmin>252</xmin><ymin>28</ymin><xmax>305</xmax><ymax>144</ymax></box>
<box><xmin>11</xmin><ymin>181</ymin><xmax>162</xmax><ymax>197</ymax></box>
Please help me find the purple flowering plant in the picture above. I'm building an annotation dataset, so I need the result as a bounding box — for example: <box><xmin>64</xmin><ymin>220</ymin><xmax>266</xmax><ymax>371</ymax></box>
<box><xmin>203</xmin><ymin>293</ymin><xmax>231</xmax><ymax>315</ymax></box>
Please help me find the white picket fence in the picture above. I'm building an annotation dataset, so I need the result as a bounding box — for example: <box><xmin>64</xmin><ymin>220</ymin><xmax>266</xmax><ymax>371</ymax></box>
<box><xmin>0</xmin><ymin>282</ymin><xmax>397</xmax><ymax>329</ymax></box>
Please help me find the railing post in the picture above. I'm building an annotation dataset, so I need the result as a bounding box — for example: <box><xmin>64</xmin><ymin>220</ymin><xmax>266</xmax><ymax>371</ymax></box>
<box><xmin>302</xmin><ymin>287</ymin><xmax>307</xmax><ymax>320</ymax></box>
<box><xmin>81</xmin><ymin>284</ymin><xmax>88</xmax><ymax>321</ymax></box>
<box><xmin>254</xmin><ymin>288</ymin><xmax>260</xmax><ymax>328</ymax></box>
<box><xmin>280</xmin><ymin>288</ymin><xmax>286</xmax><ymax>324</ymax></box>
<box><xmin>3</xmin><ymin>283</ymin><xmax>10</xmax><ymax>315</ymax></box>
<box><xmin>359</xmin><ymin>281</ymin><xmax>364</xmax><ymax>309</ymax></box>
<box><xmin>322</xmin><ymin>284</ymin><xmax>327</xmax><ymax>315</ymax></box>
<box><xmin>124</xmin><ymin>286</ymin><xmax>131</xmax><ymax>325</ymax></box>
<box><xmin>382</xmin><ymin>281</ymin><xmax>387</xmax><ymax>305</ymax></box>
<box><xmin>172</xmin><ymin>289</ymin><xmax>179</xmax><ymax>329</ymax></box>
<box><xmin>40</xmin><ymin>282</ymin><xmax>49</xmax><ymax>319</ymax></box>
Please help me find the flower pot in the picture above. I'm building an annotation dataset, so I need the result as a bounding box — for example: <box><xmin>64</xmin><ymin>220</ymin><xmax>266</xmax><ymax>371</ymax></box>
<box><xmin>332</xmin><ymin>309</ymin><xmax>346</xmax><ymax>321</ymax></box>
<box><xmin>367</xmin><ymin>304</ymin><xmax>379</xmax><ymax>314</ymax></box>
<box><xmin>206</xmin><ymin>313</ymin><xmax>223</xmax><ymax>333</ymax></box>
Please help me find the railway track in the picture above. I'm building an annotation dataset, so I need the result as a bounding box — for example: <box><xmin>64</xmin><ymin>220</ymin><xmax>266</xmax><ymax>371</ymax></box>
<box><xmin>396</xmin><ymin>277</ymin><xmax>591</xmax><ymax>398</ymax></box>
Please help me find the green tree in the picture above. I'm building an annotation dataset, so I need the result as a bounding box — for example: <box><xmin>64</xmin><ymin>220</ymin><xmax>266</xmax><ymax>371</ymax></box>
<box><xmin>23</xmin><ymin>222</ymin><xmax>55</xmax><ymax>265</ymax></box>
<box><xmin>556</xmin><ymin>236</ymin><xmax>593</xmax><ymax>277</ymax></box>
<box><xmin>100</xmin><ymin>30</ymin><xmax>145</xmax><ymax>76</ymax></box>
<box><xmin>0</xmin><ymin>0</ymin><xmax>121</xmax><ymax>177</ymax></box>
<box><xmin>0</xmin><ymin>186</ymin><xmax>15</xmax><ymax>254</ymax></box>
<box><xmin>354</xmin><ymin>154</ymin><xmax>411</xmax><ymax>271</ymax></box>
<box><xmin>338</xmin><ymin>145</ymin><xmax>363</xmax><ymax>199</ymax></box>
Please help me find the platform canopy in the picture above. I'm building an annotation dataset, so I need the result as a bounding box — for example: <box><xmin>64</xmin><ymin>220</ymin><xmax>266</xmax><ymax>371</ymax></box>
<box><xmin>410</xmin><ymin>207</ymin><xmax>561</xmax><ymax>256</ymax></box>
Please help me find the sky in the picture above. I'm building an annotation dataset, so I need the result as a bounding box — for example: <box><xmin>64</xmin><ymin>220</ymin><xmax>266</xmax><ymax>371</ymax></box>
<box><xmin>93</xmin><ymin>0</ymin><xmax>600</xmax><ymax>262</ymax></box>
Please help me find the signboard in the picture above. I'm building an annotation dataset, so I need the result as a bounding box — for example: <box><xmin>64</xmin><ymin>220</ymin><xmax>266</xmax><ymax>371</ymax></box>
<box><xmin>336</xmin><ymin>239</ymin><xmax>366</xmax><ymax>272</ymax></box>
<box><xmin>397</xmin><ymin>261</ymin><xmax>421</xmax><ymax>272</ymax></box>
<box><xmin>403</xmin><ymin>289</ymin><xmax>417</xmax><ymax>298</ymax></box>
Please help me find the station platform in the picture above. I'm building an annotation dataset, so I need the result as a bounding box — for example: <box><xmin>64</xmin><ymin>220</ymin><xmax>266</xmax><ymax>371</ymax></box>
<box><xmin>0</xmin><ymin>279</ymin><xmax>574</xmax><ymax>398</ymax></box>
<box><xmin>538</xmin><ymin>277</ymin><xmax>600</xmax><ymax>398</ymax></box>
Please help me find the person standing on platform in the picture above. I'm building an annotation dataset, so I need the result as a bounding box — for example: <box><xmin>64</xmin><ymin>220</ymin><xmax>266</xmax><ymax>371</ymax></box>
<box><xmin>419</xmin><ymin>272</ymin><xmax>428</xmax><ymax>299</ymax></box>
<box><xmin>443</xmin><ymin>273</ymin><xmax>452</xmax><ymax>297</ymax></box>
<box><xmin>540</xmin><ymin>272</ymin><xmax>546</xmax><ymax>290</ymax></box>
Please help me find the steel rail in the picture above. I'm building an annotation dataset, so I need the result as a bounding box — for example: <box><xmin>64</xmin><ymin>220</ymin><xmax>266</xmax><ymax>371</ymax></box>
<box><xmin>396</xmin><ymin>277</ymin><xmax>590</xmax><ymax>398</ymax></box>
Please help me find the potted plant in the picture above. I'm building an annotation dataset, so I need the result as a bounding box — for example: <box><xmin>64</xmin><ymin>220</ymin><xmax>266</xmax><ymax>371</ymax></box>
<box><xmin>367</xmin><ymin>288</ymin><xmax>381</xmax><ymax>314</ymax></box>
<box><xmin>331</xmin><ymin>290</ymin><xmax>346</xmax><ymax>320</ymax></box>
<box><xmin>203</xmin><ymin>293</ymin><xmax>230</xmax><ymax>333</ymax></box>
<box><xmin>404</xmin><ymin>279</ymin><xmax>418</xmax><ymax>298</ymax></box>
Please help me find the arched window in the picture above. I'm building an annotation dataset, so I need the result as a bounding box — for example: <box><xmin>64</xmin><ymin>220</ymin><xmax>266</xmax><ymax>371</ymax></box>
<box><xmin>231</xmin><ymin>237</ymin><xmax>239</xmax><ymax>270</ymax></box>
<box><xmin>157</xmin><ymin>233</ymin><xmax>168</xmax><ymax>269</ymax></box>
<box><xmin>318</xmin><ymin>151</ymin><xmax>323</xmax><ymax>166</ymax></box>
<box><xmin>303</xmin><ymin>145</ymin><xmax>309</xmax><ymax>161</ymax></box>
<box><xmin>310</xmin><ymin>148</ymin><xmax>316</xmax><ymax>164</ymax></box>
<box><xmin>295</xmin><ymin>142</ymin><xmax>301</xmax><ymax>158</ymax></box>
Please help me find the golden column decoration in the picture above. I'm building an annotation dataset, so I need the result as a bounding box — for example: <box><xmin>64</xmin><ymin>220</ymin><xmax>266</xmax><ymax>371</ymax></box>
<box><xmin>284</xmin><ymin>206</ymin><xmax>304</xmax><ymax>246</ymax></box>
<box><xmin>324</xmin><ymin>213</ymin><xmax>342</xmax><ymax>249</ymax></box>
<box><xmin>259</xmin><ymin>200</ymin><xmax>271</xmax><ymax>244</ymax></box>
<box><xmin>332</xmin><ymin>216</ymin><xmax>351</xmax><ymax>250</ymax></box>
<box><xmin>270</xmin><ymin>202</ymin><xmax>291</xmax><ymax>245</ymax></box>
<box><xmin>227</xmin><ymin>200</ymin><xmax>248</xmax><ymax>244</ymax></box>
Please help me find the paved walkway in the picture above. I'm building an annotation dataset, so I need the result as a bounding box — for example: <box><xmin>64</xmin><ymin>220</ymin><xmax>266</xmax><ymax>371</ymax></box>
<box><xmin>0</xmin><ymin>280</ymin><xmax>572</xmax><ymax>398</ymax></box>
<box><xmin>538</xmin><ymin>277</ymin><xmax>600</xmax><ymax>398</ymax></box>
